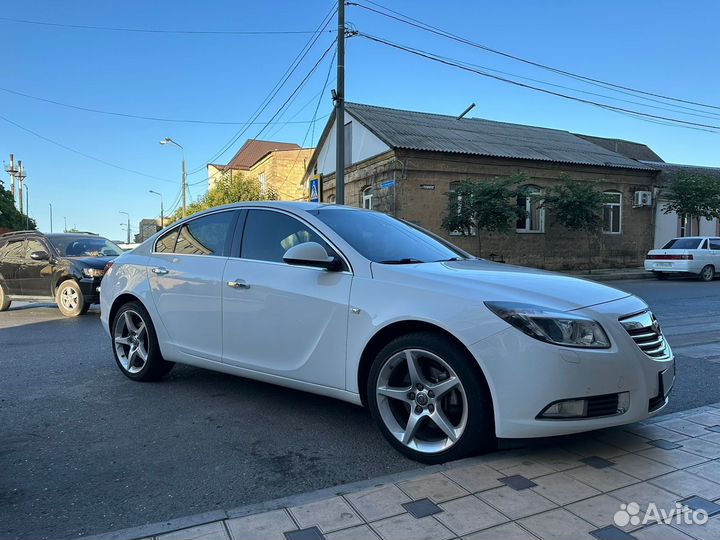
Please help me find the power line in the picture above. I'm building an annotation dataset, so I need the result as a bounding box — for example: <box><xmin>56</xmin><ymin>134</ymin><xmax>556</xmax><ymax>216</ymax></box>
<box><xmin>356</xmin><ymin>32</ymin><xmax>720</xmax><ymax>134</ymax></box>
<box><xmin>351</xmin><ymin>0</ymin><xmax>720</xmax><ymax>112</ymax></box>
<box><xmin>0</xmin><ymin>16</ymin><xmax>333</xmax><ymax>36</ymax></box>
<box><xmin>0</xmin><ymin>113</ymin><xmax>181</xmax><ymax>182</ymax></box>
<box><xmin>0</xmin><ymin>85</ymin><xmax>333</xmax><ymax>125</ymax></box>
<box><xmin>187</xmin><ymin>5</ymin><xmax>338</xmax><ymax>174</ymax></box>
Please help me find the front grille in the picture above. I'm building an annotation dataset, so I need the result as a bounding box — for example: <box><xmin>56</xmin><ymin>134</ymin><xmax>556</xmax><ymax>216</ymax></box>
<box><xmin>586</xmin><ymin>393</ymin><xmax>621</xmax><ymax>417</ymax></box>
<box><xmin>620</xmin><ymin>311</ymin><xmax>670</xmax><ymax>359</ymax></box>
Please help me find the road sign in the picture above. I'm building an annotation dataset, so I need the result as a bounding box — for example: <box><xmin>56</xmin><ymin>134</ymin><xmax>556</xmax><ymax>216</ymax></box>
<box><xmin>309</xmin><ymin>175</ymin><xmax>321</xmax><ymax>202</ymax></box>
<box><xmin>380</xmin><ymin>180</ymin><xmax>395</xmax><ymax>189</ymax></box>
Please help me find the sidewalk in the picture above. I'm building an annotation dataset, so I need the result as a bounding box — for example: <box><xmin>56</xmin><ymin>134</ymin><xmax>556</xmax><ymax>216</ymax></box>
<box><xmin>93</xmin><ymin>403</ymin><xmax>720</xmax><ymax>540</ymax></box>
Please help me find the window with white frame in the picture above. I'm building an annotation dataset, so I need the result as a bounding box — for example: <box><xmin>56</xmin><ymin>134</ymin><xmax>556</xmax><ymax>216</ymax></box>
<box><xmin>602</xmin><ymin>191</ymin><xmax>622</xmax><ymax>234</ymax></box>
<box><xmin>678</xmin><ymin>215</ymin><xmax>700</xmax><ymax>237</ymax></box>
<box><xmin>259</xmin><ymin>172</ymin><xmax>267</xmax><ymax>195</ymax></box>
<box><xmin>362</xmin><ymin>185</ymin><xmax>373</xmax><ymax>209</ymax></box>
<box><xmin>516</xmin><ymin>185</ymin><xmax>544</xmax><ymax>233</ymax></box>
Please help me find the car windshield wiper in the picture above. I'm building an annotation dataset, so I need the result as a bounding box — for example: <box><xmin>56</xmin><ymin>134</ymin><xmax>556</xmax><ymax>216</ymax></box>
<box><xmin>434</xmin><ymin>257</ymin><xmax>464</xmax><ymax>262</ymax></box>
<box><xmin>378</xmin><ymin>258</ymin><xmax>425</xmax><ymax>264</ymax></box>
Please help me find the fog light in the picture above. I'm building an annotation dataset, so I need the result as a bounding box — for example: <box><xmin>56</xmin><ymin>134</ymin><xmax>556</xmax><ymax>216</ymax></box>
<box><xmin>541</xmin><ymin>399</ymin><xmax>587</xmax><ymax>418</ymax></box>
<box><xmin>617</xmin><ymin>392</ymin><xmax>630</xmax><ymax>414</ymax></box>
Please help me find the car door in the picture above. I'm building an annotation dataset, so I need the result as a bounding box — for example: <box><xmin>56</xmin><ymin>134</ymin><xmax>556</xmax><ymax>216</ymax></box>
<box><xmin>709</xmin><ymin>238</ymin><xmax>720</xmax><ymax>267</ymax></box>
<box><xmin>20</xmin><ymin>237</ymin><xmax>53</xmax><ymax>296</ymax></box>
<box><xmin>696</xmin><ymin>238</ymin><xmax>711</xmax><ymax>271</ymax></box>
<box><xmin>0</xmin><ymin>239</ymin><xmax>26</xmax><ymax>294</ymax></box>
<box><xmin>221</xmin><ymin>208</ymin><xmax>352</xmax><ymax>389</ymax></box>
<box><xmin>147</xmin><ymin>210</ymin><xmax>239</xmax><ymax>363</ymax></box>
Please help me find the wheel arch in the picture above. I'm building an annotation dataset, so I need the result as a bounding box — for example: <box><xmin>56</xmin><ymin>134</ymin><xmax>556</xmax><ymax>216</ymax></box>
<box><xmin>51</xmin><ymin>274</ymin><xmax>79</xmax><ymax>296</ymax></box>
<box><xmin>356</xmin><ymin>320</ymin><xmax>494</xmax><ymax>415</ymax></box>
<box><xmin>108</xmin><ymin>292</ymin><xmax>146</xmax><ymax>332</ymax></box>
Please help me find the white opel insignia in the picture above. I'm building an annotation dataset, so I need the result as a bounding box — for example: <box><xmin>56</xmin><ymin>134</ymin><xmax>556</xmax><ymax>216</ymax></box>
<box><xmin>100</xmin><ymin>202</ymin><xmax>675</xmax><ymax>463</ymax></box>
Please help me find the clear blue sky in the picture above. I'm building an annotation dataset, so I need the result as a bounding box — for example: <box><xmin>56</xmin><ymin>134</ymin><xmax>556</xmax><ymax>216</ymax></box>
<box><xmin>1</xmin><ymin>0</ymin><xmax>718</xmax><ymax>240</ymax></box>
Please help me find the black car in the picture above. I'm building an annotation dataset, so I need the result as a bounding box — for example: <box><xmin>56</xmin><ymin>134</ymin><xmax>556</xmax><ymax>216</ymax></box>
<box><xmin>0</xmin><ymin>230</ymin><xmax>122</xmax><ymax>316</ymax></box>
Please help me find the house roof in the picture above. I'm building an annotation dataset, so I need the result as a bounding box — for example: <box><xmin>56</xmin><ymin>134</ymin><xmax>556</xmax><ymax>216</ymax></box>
<box><xmin>220</xmin><ymin>139</ymin><xmax>301</xmax><ymax>171</ymax></box>
<box><xmin>336</xmin><ymin>102</ymin><xmax>656</xmax><ymax>171</ymax></box>
<box><xmin>574</xmin><ymin>134</ymin><xmax>664</xmax><ymax>162</ymax></box>
<box><xmin>640</xmin><ymin>160</ymin><xmax>720</xmax><ymax>186</ymax></box>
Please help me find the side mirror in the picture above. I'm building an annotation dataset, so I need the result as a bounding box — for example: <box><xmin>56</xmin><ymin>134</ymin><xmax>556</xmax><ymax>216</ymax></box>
<box><xmin>30</xmin><ymin>250</ymin><xmax>50</xmax><ymax>261</ymax></box>
<box><xmin>283</xmin><ymin>242</ymin><xmax>341</xmax><ymax>271</ymax></box>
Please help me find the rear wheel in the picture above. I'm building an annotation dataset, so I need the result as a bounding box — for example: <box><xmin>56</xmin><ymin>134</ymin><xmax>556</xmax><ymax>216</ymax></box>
<box><xmin>0</xmin><ymin>282</ymin><xmax>11</xmax><ymax>311</ymax></box>
<box><xmin>699</xmin><ymin>265</ymin><xmax>715</xmax><ymax>282</ymax></box>
<box><xmin>112</xmin><ymin>301</ymin><xmax>174</xmax><ymax>381</ymax></box>
<box><xmin>367</xmin><ymin>332</ymin><xmax>495</xmax><ymax>464</ymax></box>
<box><xmin>56</xmin><ymin>280</ymin><xmax>87</xmax><ymax>317</ymax></box>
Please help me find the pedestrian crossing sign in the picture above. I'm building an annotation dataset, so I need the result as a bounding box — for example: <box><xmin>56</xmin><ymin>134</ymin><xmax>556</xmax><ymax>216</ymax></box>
<box><xmin>309</xmin><ymin>175</ymin><xmax>321</xmax><ymax>202</ymax></box>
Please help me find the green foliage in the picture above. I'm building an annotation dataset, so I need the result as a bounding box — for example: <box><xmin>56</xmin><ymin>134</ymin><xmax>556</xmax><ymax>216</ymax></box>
<box><xmin>661</xmin><ymin>171</ymin><xmax>720</xmax><ymax>222</ymax></box>
<box><xmin>541</xmin><ymin>174</ymin><xmax>610</xmax><ymax>233</ymax></box>
<box><xmin>0</xmin><ymin>183</ymin><xmax>36</xmax><ymax>231</ymax></box>
<box><xmin>168</xmin><ymin>171</ymin><xmax>278</xmax><ymax>224</ymax></box>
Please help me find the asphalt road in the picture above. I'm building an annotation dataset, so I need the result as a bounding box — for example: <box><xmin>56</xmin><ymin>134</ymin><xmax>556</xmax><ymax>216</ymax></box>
<box><xmin>1</xmin><ymin>277</ymin><xmax>719</xmax><ymax>539</ymax></box>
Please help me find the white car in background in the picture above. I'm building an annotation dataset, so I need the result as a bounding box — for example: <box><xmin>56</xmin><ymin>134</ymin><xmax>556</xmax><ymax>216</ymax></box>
<box><xmin>645</xmin><ymin>236</ymin><xmax>720</xmax><ymax>281</ymax></box>
<box><xmin>100</xmin><ymin>202</ymin><xmax>675</xmax><ymax>463</ymax></box>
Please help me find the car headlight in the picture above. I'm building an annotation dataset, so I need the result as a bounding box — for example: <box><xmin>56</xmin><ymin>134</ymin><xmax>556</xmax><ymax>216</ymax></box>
<box><xmin>82</xmin><ymin>268</ymin><xmax>105</xmax><ymax>278</ymax></box>
<box><xmin>484</xmin><ymin>301</ymin><xmax>610</xmax><ymax>349</ymax></box>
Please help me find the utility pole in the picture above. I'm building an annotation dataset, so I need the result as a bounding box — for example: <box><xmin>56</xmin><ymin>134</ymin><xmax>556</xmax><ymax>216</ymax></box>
<box><xmin>5</xmin><ymin>154</ymin><xmax>18</xmax><ymax>204</ymax></box>
<box><xmin>149</xmin><ymin>190</ymin><xmax>164</xmax><ymax>230</ymax></box>
<box><xmin>49</xmin><ymin>203</ymin><xmax>53</xmax><ymax>233</ymax></box>
<box><xmin>64</xmin><ymin>216</ymin><xmax>68</xmax><ymax>232</ymax></box>
<box><xmin>120</xmin><ymin>211</ymin><xmax>131</xmax><ymax>244</ymax></box>
<box><xmin>182</xmin><ymin>157</ymin><xmax>187</xmax><ymax>219</ymax></box>
<box><xmin>17</xmin><ymin>161</ymin><xmax>26</xmax><ymax>214</ymax></box>
<box><xmin>24</xmin><ymin>183</ymin><xmax>29</xmax><ymax>229</ymax></box>
<box><xmin>334</xmin><ymin>0</ymin><xmax>345</xmax><ymax>205</ymax></box>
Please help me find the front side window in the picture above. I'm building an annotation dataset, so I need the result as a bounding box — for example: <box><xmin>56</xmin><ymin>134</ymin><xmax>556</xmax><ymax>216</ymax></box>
<box><xmin>602</xmin><ymin>192</ymin><xmax>622</xmax><ymax>234</ymax></box>
<box><xmin>25</xmin><ymin>239</ymin><xmax>47</xmax><ymax>259</ymax></box>
<box><xmin>710</xmin><ymin>238</ymin><xmax>720</xmax><ymax>250</ymax></box>
<box><xmin>362</xmin><ymin>186</ymin><xmax>373</xmax><ymax>210</ymax></box>
<box><xmin>49</xmin><ymin>236</ymin><xmax>123</xmax><ymax>257</ymax></box>
<box><xmin>241</xmin><ymin>210</ymin><xmax>332</xmax><ymax>264</ymax></box>
<box><xmin>174</xmin><ymin>211</ymin><xmax>235</xmax><ymax>256</ymax></box>
<box><xmin>516</xmin><ymin>186</ymin><xmax>544</xmax><ymax>233</ymax></box>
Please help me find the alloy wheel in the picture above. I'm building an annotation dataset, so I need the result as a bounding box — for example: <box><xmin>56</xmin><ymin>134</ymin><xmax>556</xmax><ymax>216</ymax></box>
<box><xmin>114</xmin><ymin>310</ymin><xmax>149</xmax><ymax>374</ymax></box>
<box><xmin>701</xmin><ymin>265</ymin><xmax>714</xmax><ymax>281</ymax></box>
<box><xmin>60</xmin><ymin>286</ymin><xmax>79</xmax><ymax>310</ymax></box>
<box><xmin>375</xmin><ymin>348</ymin><xmax>468</xmax><ymax>454</ymax></box>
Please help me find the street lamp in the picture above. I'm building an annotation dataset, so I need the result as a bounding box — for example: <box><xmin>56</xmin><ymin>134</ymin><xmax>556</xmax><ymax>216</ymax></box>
<box><xmin>149</xmin><ymin>190</ymin><xmax>164</xmax><ymax>230</ymax></box>
<box><xmin>24</xmin><ymin>183</ymin><xmax>29</xmax><ymax>230</ymax></box>
<box><xmin>49</xmin><ymin>203</ymin><xmax>53</xmax><ymax>233</ymax></box>
<box><xmin>160</xmin><ymin>137</ymin><xmax>186</xmax><ymax>219</ymax></box>
<box><xmin>119</xmin><ymin>211</ymin><xmax>130</xmax><ymax>244</ymax></box>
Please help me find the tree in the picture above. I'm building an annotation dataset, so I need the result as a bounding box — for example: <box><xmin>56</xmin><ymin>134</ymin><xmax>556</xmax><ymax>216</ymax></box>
<box><xmin>661</xmin><ymin>171</ymin><xmax>720</xmax><ymax>234</ymax></box>
<box><xmin>541</xmin><ymin>174</ymin><xmax>610</xmax><ymax>271</ymax></box>
<box><xmin>0</xmin><ymin>183</ymin><xmax>36</xmax><ymax>232</ymax></box>
<box><xmin>441</xmin><ymin>174</ymin><xmax>528</xmax><ymax>257</ymax></box>
<box><xmin>167</xmin><ymin>171</ymin><xmax>278</xmax><ymax>223</ymax></box>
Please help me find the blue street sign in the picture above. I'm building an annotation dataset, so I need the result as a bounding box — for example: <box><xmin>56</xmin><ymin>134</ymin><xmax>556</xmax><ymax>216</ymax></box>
<box><xmin>309</xmin><ymin>176</ymin><xmax>320</xmax><ymax>202</ymax></box>
<box><xmin>380</xmin><ymin>180</ymin><xmax>396</xmax><ymax>189</ymax></box>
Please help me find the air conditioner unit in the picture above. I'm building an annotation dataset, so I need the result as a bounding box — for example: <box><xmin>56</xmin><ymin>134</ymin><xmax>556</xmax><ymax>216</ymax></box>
<box><xmin>633</xmin><ymin>191</ymin><xmax>653</xmax><ymax>207</ymax></box>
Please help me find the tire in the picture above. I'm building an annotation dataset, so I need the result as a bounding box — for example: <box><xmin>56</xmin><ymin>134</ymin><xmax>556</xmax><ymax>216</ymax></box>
<box><xmin>0</xmin><ymin>282</ymin><xmax>11</xmax><ymax>311</ymax></box>
<box><xmin>367</xmin><ymin>332</ymin><xmax>495</xmax><ymax>464</ymax></box>
<box><xmin>55</xmin><ymin>280</ymin><xmax>87</xmax><ymax>317</ymax></box>
<box><xmin>654</xmin><ymin>272</ymin><xmax>668</xmax><ymax>280</ymax></box>
<box><xmin>699</xmin><ymin>265</ymin><xmax>715</xmax><ymax>282</ymax></box>
<box><xmin>111</xmin><ymin>301</ymin><xmax>174</xmax><ymax>381</ymax></box>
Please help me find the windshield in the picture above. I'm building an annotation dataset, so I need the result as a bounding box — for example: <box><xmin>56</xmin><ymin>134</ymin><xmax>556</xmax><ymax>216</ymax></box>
<box><xmin>310</xmin><ymin>208</ymin><xmax>467</xmax><ymax>263</ymax></box>
<box><xmin>49</xmin><ymin>236</ymin><xmax>123</xmax><ymax>257</ymax></box>
<box><xmin>662</xmin><ymin>238</ymin><xmax>702</xmax><ymax>249</ymax></box>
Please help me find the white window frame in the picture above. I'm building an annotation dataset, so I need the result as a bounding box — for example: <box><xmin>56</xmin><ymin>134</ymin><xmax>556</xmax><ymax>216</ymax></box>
<box><xmin>602</xmin><ymin>191</ymin><xmax>622</xmax><ymax>234</ymax></box>
<box><xmin>516</xmin><ymin>185</ymin><xmax>545</xmax><ymax>233</ymax></box>
<box><xmin>362</xmin><ymin>185</ymin><xmax>373</xmax><ymax>210</ymax></box>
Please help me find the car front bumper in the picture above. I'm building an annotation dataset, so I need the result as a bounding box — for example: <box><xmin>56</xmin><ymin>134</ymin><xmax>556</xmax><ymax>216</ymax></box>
<box><xmin>78</xmin><ymin>277</ymin><xmax>102</xmax><ymax>304</ymax></box>
<box><xmin>472</xmin><ymin>295</ymin><xmax>675</xmax><ymax>439</ymax></box>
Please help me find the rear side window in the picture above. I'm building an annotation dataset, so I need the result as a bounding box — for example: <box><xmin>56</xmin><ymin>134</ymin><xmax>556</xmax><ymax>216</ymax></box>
<box><xmin>710</xmin><ymin>239</ymin><xmax>720</xmax><ymax>251</ymax></box>
<box><xmin>174</xmin><ymin>211</ymin><xmax>235</xmax><ymax>256</ymax></box>
<box><xmin>155</xmin><ymin>229</ymin><xmax>179</xmax><ymax>253</ymax></box>
<box><xmin>0</xmin><ymin>239</ymin><xmax>25</xmax><ymax>259</ymax></box>
<box><xmin>701</xmin><ymin>239</ymin><xmax>709</xmax><ymax>249</ymax></box>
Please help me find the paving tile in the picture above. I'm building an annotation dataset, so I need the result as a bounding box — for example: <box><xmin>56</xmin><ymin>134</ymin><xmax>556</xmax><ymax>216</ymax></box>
<box><xmin>479</xmin><ymin>485</ymin><xmax>556</xmax><ymax>520</ymax></box>
<box><xmin>284</xmin><ymin>527</ymin><xmax>325</xmax><ymax>540</ymax></box>
<box><xmin>649</xmin><ymin>471</ymin><xmax>720</xmax><ymax>499</ymax></box>
<box><xmin>657</xmin><ymin>419</ymin><xmax>713</xmax><ymax>438</ymax></box>
<box><xmin>226</xmin><ymin>509</ymin><xmax>297</xmax><ymax>540</ymax></box>
<box><xmin>370</xmin><ymin>513</ymin><xmax>454</xmax><ymax>540</ymax></box>
<box><xmin>580</xmin><ymin>456</ymin><xmax>616</xmax><ymax>469</ymax></box>
<box><xmin>561</xmin><ymin>439</ymin><xmax>628</xmax><ymax>459</ymax></box>
<box><xmin>497</xmin><ymin>459</ymin><xmax>556</xmax><ymax>479</ymax></box>
<box><xmin>567</xmin><ymin>494</ymin><xmax>637</xmax><ymax>531</ymax></box>
<box><xmin>526</xmin><ymin>447</ymin><xmax>586</xmax><ymax>472</ymax></box>
<box><xmin>626</xmin><ymin>425</ymin><xmax>689</xmax><ymax>443</ymax></box>
<box><xmin>705</xmin><ymin>425</ymin><xmax>720</xmax><ymax>433</ymax></box>
<box><xmin>519</xmin><ymin>508</ymin><xmax>596</xmax><ymax>540</ymax></box>
<box><xmin>345</xmin><ymin>485</ymin><xmax>411</xmax><ymax>522</ymax></box>
<box><xmin>442</xmin><ymin>463</ymin><xmax>504</xmax><ymax>493</ymax></box>
<box><xmin>325</xmin><ymin>525</ymin><xmax>380</xmax><ymax>540</ymax></box>
<box><xmin>289</xmin><ymin>496</ymin><xmax>363</xmax><ymax>534</ymax></box>
<box><xmin>158</xmin><ymin>521</ymin><xmax>230</xmax><ymax>540</ymax></box>
<box><xmin>463</xmin><ymin>521</ymin><xmax>539</xmax><ymax>540</ymax></box>
<box><xmin>397</xmin><ymin>472</ymin><xmax>469</xmax><ymax>503</ymax></box>
<box><xmin>685</xmin><ymin>461</ymin><xmax>720</xmax><ymax>485</ymax></box>
<box><xmin>566</xmin><ymin>465</ymin><xmax>639</xmax><ymax>492</ymax></box>
<box><xmin>499</xmin><ymin>474</ymin><xmax>538</xmax><ymax>491</ymax></box>
<box><xmin>402</xmin><ymin>498</ymin><xmax>442</xmax><ymax>518</ymax></box>
<box><xmin>611</xmin><ymin>453</ymin><xmax>675</xmax><ymax>481</ymax></box>
<box><xmin>589</xmin><ymin>525</ymin><xmax>635</xmax><ymax>540</ymax></box>
<box><xmin>680</xmin><ymin>496</ymin><xmax>720</xmax><ymax>517</ymax></box>
<box><xmin>480</xmin><ymin>449</ymin><xmax>533</xmax><ymax>469</ymax></box>
<box><xmin>594</xmin><ymin>429</ymin><xmax>653</xmax><ymax>453</ymax></box>
<box><xmin>633</xmin><ymin>523</ymin><xmax>695</xmax><ymax>540</ymax></box>
<box><xmin>531</xmin><ymin>472</ymin><xmax>601</xmax><ymax>506</ymax></box>
<box><xmin>678</xmin><ymin>438</ymin><xmax>720</xmax><ymax>459</ymax></box>
<box><xmin>637</xmin><ymin>447</ymin><xmax>709</xmax><ymax>469</ymax></box>
<box><xmin>699</xmin><ymin>432</ymin><xmax>720</xmax><ymax>445</ymax></box>
<box><xmin>610</xmin><ymin>482</ymin><xmax>680</xmax><ymax>513</ymax></box>
<box><xmin>671</xmin><ymin>515</ymin><xmax>720</xmax><ymax>539</ymax></box>
<box><xmin>435</xmin><ymin>495</ymin><xmax>508</xmax><ymax>536</ymax></box>
<box><xmin>683</xmin><ymin>412</ymin><xmax>720</xmax><ymax>427</ymax></box>
<box><xmin>650</xmin><ymin>439</ymin><xmax>684</xmax><ymax>450</ymax></box>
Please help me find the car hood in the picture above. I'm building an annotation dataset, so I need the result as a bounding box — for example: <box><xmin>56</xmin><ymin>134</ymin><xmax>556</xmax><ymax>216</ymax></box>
<box><xmin>371</xmin><ymin>259</ymin><xmax>630</xmax><ymax>311</ymax></box>
<box><xmin>69</xmin><ymin>256</ymin><xmax>116</xmax><ymax>269</ymax></box>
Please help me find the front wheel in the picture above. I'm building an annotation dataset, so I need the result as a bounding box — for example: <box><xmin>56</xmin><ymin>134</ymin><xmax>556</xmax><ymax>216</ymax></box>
<box><xmin>367</xmin><ymin>332</ymin><xmax>495</xmax><ymax>464</ymax></box>
<box><xmin>112</xmin><ymin>301</ymin><xmax>174</xmax><ymax>381</ymax></box>
<box><xmin>699</xmin><ymin>265</ymin><xmax>715</xmax><ymax>282</ymax></box>
<box><xmin>56</xmin><ymin>280</ymin><xmax>87</xmax><ymax>317</ymax></box>
<box><xmin>0</xmin><ymin>283</ymin><xmax>11</xmax><ymax>311</ymax></box>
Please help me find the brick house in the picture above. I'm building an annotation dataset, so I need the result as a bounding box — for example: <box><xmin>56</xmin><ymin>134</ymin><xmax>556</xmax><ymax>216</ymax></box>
<box><xmin>304</xmin><ymin>102</ymin><xmax>660</xmax><ymax>270</ymax></box>
<box><xmin>208</xmin><ymin>139</ymin><xmax>313</xmax><ymax>201</ymax></box>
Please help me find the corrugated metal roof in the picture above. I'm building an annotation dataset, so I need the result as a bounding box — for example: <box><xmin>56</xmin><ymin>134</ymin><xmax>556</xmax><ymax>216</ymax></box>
<box><xmin>344</xmin><ymin>103</ymin><xmax>655</xmax><ymax>171</ymax></box>
<box><xmin>222</xmin><ymin>139</ymin><xmax>301</xmax><ymax>170</ymax></box>
<box><xmin>641</xmin><ymin>160</ymin><xmax>720</xmax><ymax>187</ymax></box>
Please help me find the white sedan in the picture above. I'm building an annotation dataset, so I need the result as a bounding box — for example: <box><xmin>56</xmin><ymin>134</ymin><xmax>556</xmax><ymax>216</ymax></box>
<box><xmin>100</xmin><ymin>202</ymin><xmax>675</xmax><ymax>463</ymax></box>
<box><xmin>645</xmin><ymin>236</ymin><xmax>720</xmax><ymax>281</ymax></box>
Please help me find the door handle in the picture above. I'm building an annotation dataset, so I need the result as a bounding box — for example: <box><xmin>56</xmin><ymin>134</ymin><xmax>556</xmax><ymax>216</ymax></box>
<box><xmin>151</xmin><ymin>267</ymin><xmax>169</xmax><ymax>275</ymax></box>
<box><xmin>227</xmin><ymin>279</ymin><xmax>250</xmax><ymax>289</ymax></box>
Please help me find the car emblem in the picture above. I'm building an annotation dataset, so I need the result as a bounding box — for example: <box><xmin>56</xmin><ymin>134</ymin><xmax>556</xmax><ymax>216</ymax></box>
<box><xmin>651</xmin><ymin>314</ymin><xmax>662</xmax><ymax>335</ymax></box>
